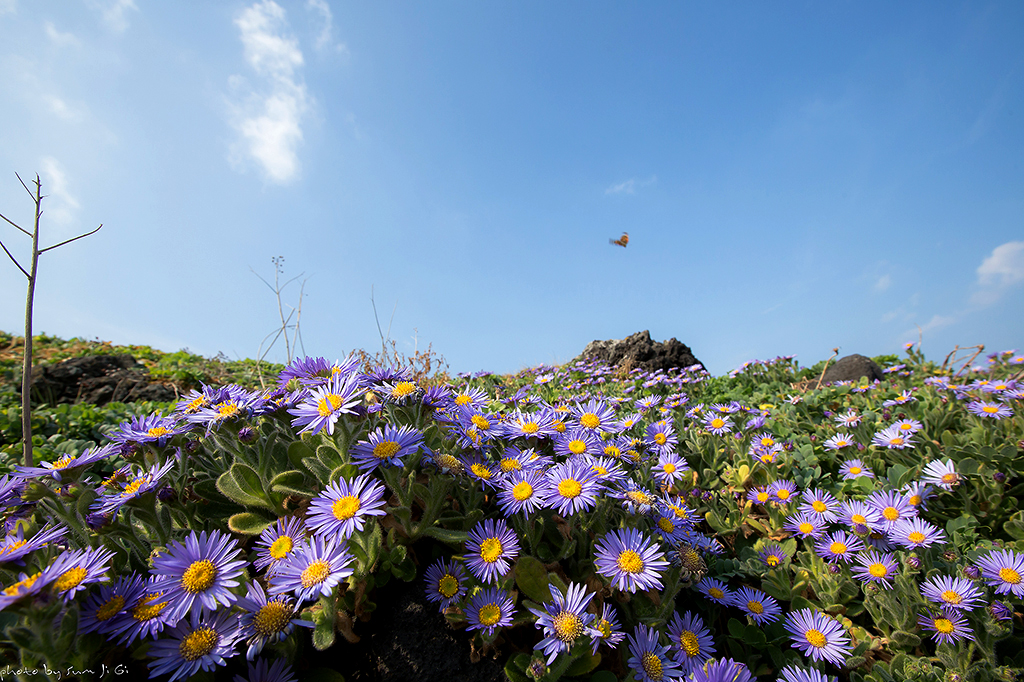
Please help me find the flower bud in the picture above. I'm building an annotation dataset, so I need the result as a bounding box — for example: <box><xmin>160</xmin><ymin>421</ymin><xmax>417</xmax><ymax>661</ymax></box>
<box><xmin>964</xmin><ymin>565</ymin><xmax>980</xmax><ymax>579</ymax></box>
<box><xmin>994</xmin><ymin>471</ymin><xmax>1007</xmax><ymax>484</ymax></box>
<box><xmin>237</xmin><ymin>426</ymin><xmax>257</xmax><ymax>444</ymax></box>
<box><xmin>906</xmin><ymin>555</ymin><xmax>921</xmax><ymax>569</ymax></box>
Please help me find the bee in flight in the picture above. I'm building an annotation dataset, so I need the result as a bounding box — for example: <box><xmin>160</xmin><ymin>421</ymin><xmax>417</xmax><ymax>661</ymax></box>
<box><xmin>609</xmin><ymin>232</ymin><xmax>629</xmax><ymax>247</ymax></box>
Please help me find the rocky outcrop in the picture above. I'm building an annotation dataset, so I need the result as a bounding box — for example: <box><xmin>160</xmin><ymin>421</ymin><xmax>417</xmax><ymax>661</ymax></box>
<box><xmin>579</xmin><ymin>330</ymin><xmax>704</xmax><ymax>373</ymax></box>
<box><xmin>23</xmin><ymin>354</ymin><xmax>177</xmax><ymax>406</ymax></box>
<box><xmin>821</xmin><ymin>354</ymin><xmax>884</xmax><ymax>384</ymax></box>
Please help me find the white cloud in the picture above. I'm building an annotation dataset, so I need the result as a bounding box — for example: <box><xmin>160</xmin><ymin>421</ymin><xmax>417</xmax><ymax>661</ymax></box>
<box><xmin>306</xmin><ymin>0</ymin><xmax>346</xmax><ymax>53</ymax></box>
<box><xmin>85</xmin><ymin>0</ymin><xmax>138</xmax><ymax>33</ymax></box>
<box><xmin>40</xmin><ymin>157</ymin><xmax>80</xmax><ymax>227</ymax></box>
<box><xmin>873</xmin><ymin>274</ymin><xmax>891</xmax><ymax>293</ymax></box>
<box><xmin>228</xmin><ymin>1</ymin><xmax>310</xmax><ymax>184</ymax></box>
<box><xmin>45</xmin><ymin>95</ymin><xmax>83</xmax><ymax>121</ymax></box>
<box><xmin>972</xmin><ymin>240</ymin><xmax>1024</xmax><ymax>306</ymax></box>
<box><xmin>605</xmin><ymin>175</ymin><xmax>657</xmax><ymax>195</ymax></box>
<box><xmin>44</xmin><ymin>22</ymin><xmax>80</xmax><ymax>47</ymax></box>
<box><xmin>0</xmin><ymin>0</ymin><xmax>16</xmax><ymax>16</ymax></box>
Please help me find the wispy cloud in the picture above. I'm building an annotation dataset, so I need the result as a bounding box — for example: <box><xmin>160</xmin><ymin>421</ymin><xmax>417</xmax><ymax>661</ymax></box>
<box><xmin>228</xmin><ymin>1</ymin><xmax>310</xmax><ymax>184</ymax></box>
<box><xmin>605</xmin><ymin>175</ymin><xmax>657</xmax><ymax>195</ymax></box>
<box><xmin>873</xmin><ymin>274</ymin><xmax>891</xmax><ymax>293</ymax></box>
<box><xmin>0</xmin><ymin>0</ymin><xmax>16</xmax><ymax>16</ymax></box>
<box><xmin>306</xmin><ymin>0</ymin><xmax>346</xmax><ymax>53</ymax></box>
<box><xmin>44</xmin><ymin>21</ymin><xmax>80</xmax><ymax>47</ymax></box>
<box><xmin>85</xmin><ymin>0</ymin><xmax>138</xmax><ymax>33</ymax></box>
<box><xmin>918</xmin><ymin>314</ymin><xmax>957</xmax><ymax>334</ymax></box>
<box><xmin>972</xmin><ymin>240</ymin><xmax>1024</xmax><ymax>306</ymax></box>
<box><xmin>45</xmin><ymin>95</ymin><xmax>83</xmax><ymax>121</ymax></box>
<box><xmin>40</xmin><ymin>157</ymin><xmax>80</xmax><ymax>227</ymax></box>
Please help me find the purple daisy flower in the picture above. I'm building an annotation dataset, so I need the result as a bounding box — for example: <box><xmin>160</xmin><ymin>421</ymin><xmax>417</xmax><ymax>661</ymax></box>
<box><xmin>590</xmin><ymin>602</ymin><xmax>625</xmax><ymax>655</ymax></box>
<box><xmin>553</xmin><ymin>426</ymin><xmax>603</xmax><ymax>458</ymax></box>
<box><xmin>504</xmin><ymin>409</ymin><xmax>557</xmax><ymax>440</ymax></box>
<box><xmin>254</xmin><ymin>516</ymin><xmax>306</xmax><ymax>576</ymax></box>
<box><xmin>748</xmin><ymin>486</ymin><xmax>772</xmax><ymax>506</ymax></box>
<box><xmin>465</xmin><ymin>587</ymin><xmax>515</xmax><ymax>635</ymax></box>
<box><xmin>666</xmin><ymin>610</ymin><xmax>715</xmax><ymax>673</ymax></box>
<box><xmin>653</xmin><ymin>452</ymin><xmax>689</xmax><ymax>487</ymax></box>
<box><xmin>12</xmin><ymin>444</ymin><xmax>115</xmax><ymax>482</ymax></box>
<box><xmin>90</xmin><ymin>459</ymin><xmax>176</xmax><ymax>516</ymax></box>
<box><xmin>423</xmin><ymin>557</ymin><xmax>467</xmax><ymax>611</ymax></box>
<box><xmin>497</xmin><ymin>469</ymin><xmax>551</xmax><ymax>518</ymax></box>
<box><xmin>306</xmin><ymin>473</ymin><xmax>387</xmax><ymax>540</ymax></box>
<box><xmin>704</xmin><ymin>414</ymin><xmax>733</xmax><ymax>436</ymax></box>
<box><xmin>287</xmin><ymin>372</ymin><xmax>363</xmax><ymax>436</ymax></box>
<box><xmin>78</xmin><ymin>572</ymin><xmax>148</xmax><ymax>636</ymax></box>
<box><xmin>0</xmin><ymin>563</ymin><xmax>63</xmax><ymax>612</ymax></box>
<box><xmin>465</xmin><ymin>518</ymin><xmax>520</xmax><ymax>584</ymax></box>
<box><xmin>758</xmin><ymin>543</ymin><xmax>789</xmax><ymax>569</ymax></box>
<box><xmin>823</xmin><ymin>433</ymin><xmax>856</xmax><ymax>451</ymax></box>
<box><xmin>689</xmin><ymin>658</ymin><xmax>753</xmax><ymax>682</ymax></box>
<box><xmin>277</xmin><ymin>355</ymin><xmax>361</xmax><ymax>389</ymax></box>
<box><xmin>615</xmin><ymin>481</ymin><xmax>661</xmax><ymax>515</ymax></box>
<box><xmin>237</xmin><ymin>581</ymin><xmax>313</xmax><ymax>660</ymax></box>
<box><xmin>768</xmin><ymin>480</ymin><xmax>797</xmax><ymax>504</ymax></box>
<box><xmin>850</xmin><ymin>550</ymin><xmax>897</xmax><ymax>588</ymax></box>
<box><xmin>544</xmin><ymin>459</ymin><xmax>601</xmax><ymax>517</ymax></box>
<box><xmin>109</xmin><ymin>413</ymin><xmax>192</xmax><ymax>449</ymax></box>
<box><xmin>269</xmin><ymin>535</ymin><xmax>355</xmax><ymax>604</ymax></box>
<box><xmin>918</xmin><ymin>608</ymin><xmax>975</xmax><ymax>645</ymax></box>
<box><xmin>815</xmin><ymin>531</ymin><xmax>864</xmax><ymax>564</ymax></box>
<box><xmin>784</xmin><ymin>512</ymin><xmax>826</xmax><ymax>539</ymax></box>
<box><xmin>349</xmin><ymin>423</ymin><xmax>424</xmax><ymax>473</ymax></box>
<box><xmin>920</xmin><ymin>575</ymin><xmax>986</xmax><ymax>611</ymax></box>
<box><xmin>527</xmin><ymin>582</ymin><xmax>597</xmax><ymax>664</ymax></box>
<box><xmin>572</xmin><ymin>399</ymin><xmax>619</xmax><ymax>434</ymax></box>
<box><xmin>798</xmin><ymin>488</ymin><xmax>841</xmax><ymax>522</ymax></box>
<box><xmin>892</xmin><ymin>418</ymin><xmax>923</xmax><ymax>434</ymax></box>
<box><xmin>731</xmin><ymin>586</ymin><xmax>781</xmax><ymax>625</ymax></box>
<box><xmin>594</xmin><ymin>527</ymin><xmax>669</xmax><ymax>594</ymax></box>
<box><xmin>834</xmin><ymin>410</ymin><xmax>862</xmax><ymax>427</ymax></box>
<box><xmin>839</xmin><ymin>459</ymin><xmax>874</xmax><ymax>480</ymax></box>
<box><xmin>0</xmin><ymin>524</ymin><xmax>68</xmax><ymax>566</ymax></box>
<box><xmin>50</xmin><ymin>546</ymin><xmax>116</xmax><ymax>603</ymax></box>
<box><xmin>150</xmin><ymin>530</ymin><xmax>248</xmax><ymax>625</ymax></box>
<box><xmin>146</xmin><ymin>607</ymin><xmax>243</xmax><ymax>682</ymax></box>
<box><xmin>646</xmin><ymin>420</ymin><xmax>679</xmax><ymax>455</ymax></box>
<box><xmin>870</xmin><ymin>426</ymin><xmax>915</xmax><ymax>450</ymax></box>
<box><xmin>976</xmin><ymin>549</ymin><xmax>1024</xmax><ymax>597</ymax></box>
<box><xmin>921</xmin><ymin>459</ymin><xmax>960</xmax><ymax>490</ymax></box>
<box><xmin>785</xmin><ymin>608</ymin><xmax>851</xmax><ymax>666</ymax></box>
<box><xmin>109</xmin><ymin>577</ymin><xmax>174</xmax><ymax>645</ymax></box>
<box><xmin>697</xmin><ymin>577</ymin><xmax>732</xmax><ymax>605</ymax></box>
<box><xmin>866</xmin><ymin>490</ymin><xmax>916</xmax><ymax>528</ymax></box>
<box><xmin>839</xmin><ymin>500</ymin><xmax>882</xmax><ymax>530</ymax></box>
<box><xmin>887</xmin><ymin>518</ymin><xmax>946</xmax><ymax>550</ymax></box>
<box><xmin>902</xmin><ymin>481</ymin><xmax>934</xmax><ymax>510</ymax></box>
<box><xmin>627</xmin><ymin>623</ymin><xmax>685</xmax><ymax>682</ymax></box>
<box><xmin>967</xmin><ymin>400</ymin><xmax>1013</xmax><ymax>419</ymax></box>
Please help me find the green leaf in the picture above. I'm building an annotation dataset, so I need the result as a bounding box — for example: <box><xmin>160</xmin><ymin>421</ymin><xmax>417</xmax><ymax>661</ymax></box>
<box><xmin>589</xmin><ymin>673</ymin><xmax>618</xmax><ymax>682</ymax></box>
<box><xmin>727</xmin><ymin>617</ymin><xmax>746</xmax><ymax>639</ymax></box>
<box><xmin>313</xmin><ymin>618</ymin><xmax>336</xmax><ymax>651</ymax></box>
<box><xmin>744</xmin><ymin>624</ymin><xmax>767</xmax><ymax>646</ymax></box>
<box><xmin>421</xmin><ymin>526</ymin><xmax>470</xmax><ymax>546</ymax></box>
<box><xmin>503</xmin><ymin>655</ymin><xmax>531</xmax><ymax>682</ymax></box>
<box><xmin>565</xmin><ymin>651</ymin><xmax>601</xmax><ymax>677</ymax></box>
<box><xmin>890</xmin><ymin>629</ymin><xmax>921</xmax><ymax>648</ymax></box>
<box><xmin>317</xmin><ymin>443</ymin><xmax>344</xmax><ymax>471</ymax></box>
<box><xmin>288</xmin><ymin>440</ymin><xmax>316</xmax><ymax>468</ymax></box>
<box><xmin>227</xmin><ymin>512</ymin><xmax>276</xmax><ymax>535</ymax></box>
<box><xmin>303</xmin><ymin>669</ymin><xmax>347</xmax><ymax>682</ymax></box>
<box><xmin>269</xmin><ymin>470</ymin><xmax>313</xmax><ymax>496</ymax></box>
<box><xmin>1004</xmin><ymin>510</ymin><xmax>1024</xmax><ymax>540</ymax></box>
<box><xmin>958</xmin><ymin>457</ymin><xmax>980</xmax><ymax>475</ymax></box>
<box><xmin>302</xmin><ymin>456</ymin><xmax>332</xmax><ymax>485</ymax></box>
<box><xmin>514</xmin><ymin>555</ymin><xmax>554</xmax><ymax>604</ymax></box>
<box><xmin>216</xmin><ymin>463</ymin><xmax>273</xmax><ymax>511</ymax></box>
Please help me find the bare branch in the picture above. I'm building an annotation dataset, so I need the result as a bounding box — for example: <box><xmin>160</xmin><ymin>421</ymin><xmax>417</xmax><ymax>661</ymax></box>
<box><xmin>39</xmin><ymin>223</ymin><xmax>103</xmax><ymax>254</ymax></box>
<box><xmin>371</xmin><ymin>285</ymin><xmax>387</xmax><ymax>355</ymax></box>
<box><xmin>0</xmin><ymin>211</ymin><xmax>32</xmax><ymax>237</ymax></box>
<box><xmin>15</xmin><ymin>173</ymin><xmax>33</xmax><ymax>199</ymax></box>
<box><xmin>0</xmin><ymin>239</ymin><xmax>29</xmax><ymax>278</ymax></box>
<box><xmin>814</xmin><ymin>347</ymin><xmax>840</xmax><ymax>391</ymax></box>
<box><xmin>249</xmin><ymin>266</ymin><xmax>278</xmax><ymax>294</ymax></box>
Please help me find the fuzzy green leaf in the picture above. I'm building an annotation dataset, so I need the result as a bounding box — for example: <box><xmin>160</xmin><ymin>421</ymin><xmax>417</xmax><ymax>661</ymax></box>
<box><xmin>227</xmin><ymin>512</ymin><xmax>276</xmax><ymax>535</ymax></box>
<box><xmin>514</xmin><ymin>555</ymin><xmax>554</xmax><ymax>604</ymax></box>
<box><xmin>216</xmin><ymin>465</ymin><xmax>272</xmax><ymax>511</ymax></box>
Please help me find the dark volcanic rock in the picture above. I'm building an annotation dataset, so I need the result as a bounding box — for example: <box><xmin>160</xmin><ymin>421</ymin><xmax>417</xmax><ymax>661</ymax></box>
<box><xmin>821</xmin><ymin>354</ymin><xmax>884</xmax><ymax>384</ymax></box>
<box><xmin>579</xmin><ymin>330</ymin><xmax>704</xmax><ymax>373</ymax></box>
<box><xmin>24</xmin><ymin>354</ymin><xmax>177</xmax><ymax>406</ymax></box>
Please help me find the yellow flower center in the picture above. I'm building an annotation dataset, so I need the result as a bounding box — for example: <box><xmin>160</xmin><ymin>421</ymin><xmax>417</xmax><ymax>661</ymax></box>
<box><xmin>942</xmin><ymin>473</ymin><xmax>958</xmax><ymax>485</ymax></box>
<box><xmin>890</xmin><ymin>437</ymin><xmax>904</xmax><ymax>446</ymax></box>
<box><xmin>934</xmin><ymin>618</ymin><xmax>954</xmax><ymax>634</ymax></box>
<box><xmin>186</xmin><ymin>397</ymin><xmax>206</xmax><ymax>412</ymax></box>
<box><xmin>553</xmin><ymin>612</ymin><xmax>583</xmax><ymax>642</ymax></box>
<box><xmin>51</xmin><ymin>454</ymin><xmax>75</xmax><ymax>469</ymax></box>
<box><xmin>269</xmin><ymin>536</ymin><xmax>293</xmax><ymax>560</ymax></box>
<box><xmin>179</xmin><ymin>626</ymin><xmax>218</xmax><ymax>662</ymax></box>
<box><xmin>580</xmin><ymin>413</ymin><xmax>600</xmax><ymax>429</ymax></box>
<box><xmin>940</xmin><ymin>590</ymin><xmax>962</xmax><ymax>604</ymax></box>
<box><xmin>658</xmin><ymin>518</ymin><xmax>675</xmax><ymax>533</ymax></box>
<box><xmin>627</xmin><ymin>490</ymin><xmax>654</xmax><ymax>505</ymax></box>
<box><xmin>909</xmin><ymin>495</ymin><xmax>922</xmax><ymax>506</ymax></box>
<box><xmin>558</xmin><ymin>479</ymin><xmax>583</xmax><ymax>498</ymax></box>
<box><xmin>373</xmin><ymin>440</ymin><xmax>401</xmax><ymax>460</ymax></box>
<box><xmin>766</xmin><ymin>555</ymin><xmax>780</xmax><ymax>567</ymax></box>
<box><xmin>869</xmin><ymin>563</ymin><xmax>888</xmax><ymax>578</ymax></box>
<box><xmin>318</xmin><ymin>394</ymin><xmax>345</xmax><ymax>416</ymax></box>
<box><xmin>598</xmin><ymin>619</ymin><xmax>613</xmax><ymax>638</ymax></box>
<box><xmin>455</xmin><ymin>395</ymin><xmax>472</xmax><ymax>406</ymax></box>
<box><xmin>709</xmin><ymin>587</ymin><xmax>724</xmax><ymax>600</ymax></box>
<box><xmin>181</xmin><ymin>560</ymin><xmax>217</xmax><ymax>594</ymax></box>
<box><xmin>391</xmin><ymin>381</ymin><xmax>416</xmax><ymax>398</ymax></box>
<box><xmin>2</xmin><ymin>572</ymin><xmax>41</xmax><ymax>597</ymax></box>
<box><xmin>883</xmin><ymin>507</ymin><xmax>899</xmax><ymax>521</ymax></box>
<box><xmin>776</xmin><ymin>489</ymin><xmax>790</xmax><ymax>500</ymax></box>
<box><xmin>999</xmin><ymin>567</ymin><xmax>1022</xmax><ymax>584</ymax></box>
<box><xmin>332</xmin><ymin>495</ymin><xmax>361</xmax><ymax>520</ymax></box>
<box><xmin>680</xmin><ymin>630</ymin><xmax>700</xmax><ymax>657</ymax></box>
<box><xmin>438</xmin><ymin>574</ymin><xmax>460</xmax><ymax>598</ymax></box>
<box><xmin>121</xmin><ymin>477</ymin><xmax>147</xmax><ymax>497</ymax></box>
<box><xmin>908</xmin><ymin>531</ymin><xmax>926</xmax><ymax>544</ymax></box>
<box><xmin>478</xmin><ymin>603</ymin><xmax>501</xmax><ymax>626</ymax></box>
<box><xmin>512</xmin><ymin>482</ymin><xmax>534</xmax><ymax>501</ymax></box>
<box><xmin>641</xmin><ymin>652</ymin><xmax>663</xmax><ymax>680</ymax></box>
<box><xmin>480</xmin><ymin>537</ymin><xmax>503</xmax><ymax>564</ymax></box>
<box><xmin>747</xmin><ymin>600</ymin><xmax>764</xmax><ymax>614</ymax></box>
<box><xmin>568</xmin><ymin>440</ymin><xmax>587</xmax><ymax>455</ymax></box>
<box><xmin>849</xmin><ymin>466</ymin><xmax>862</xmax><ymax>475</ymax></box>
<box><xmin>829</xmin><ymin>542</ymin><xmax>847</xmax><ymax>555</ymax></box>
<box><xmin>812</xmin><ymin>501</ymin><xmax>827</xmax><ymax>513</ymax></box>
<box><xmin>147</xmin><ymin>427</ymin><xmax>170</xmax><ymax>438</ymax></box>
<box><xmin>616</xmin><ymin>549</ymin><xmax>644</xmax><ymax>574</ymax></box>
<box><xmin>470</xmin><ymin>463</ymin><xmax>493</xmax><ymax>479</ymax></box>
<box><xmin>983</xmin><ymin>405</ymin><xmax>999</xmax><ymax>414</ymax></box>
<box><xmin>654</xmin><ymin>433</ymin><xmax>667</xmax><ymax>445</ymax></box>
<box><xmin>253</xmin><ymin>601</ymin><xmax>293</xmax><ymax>637</ymax></box>
<box><xmin>521</xmin><ymin>422</ymin><xmax>539</xmax><ymax>434</ymax></box>
<box><xmin>852</xmin><ymin>514</ymin><xmax>867</xmax><ymax>524</ymax></box>
<box><xmin>798</xmin><ymin>522</ymin><xmax>814</xmax><ymax>534</ymax></box>
<box><xmin>756</xmin><ymin>492</ymin><xmax>770</xmax><ymax>503</ymax></box>
<box><xmin>95</xmin><ymin>595</ymin><xmax>125</xmax><ymax>621</ymax></box>
<box><xmin>500</xmin><ymin>458</ymin><xmax>522</xmax><ymax>473</ymax></box>
<box><xmin>605</xmin><ymin>445</ymin><xmax>621</xmax><ymax>458</ymax></box>
<box><xmin>131</xmin><ymin>593</ymin><xmax>168</xmax><ymax>622</ymax></box>
<box><xmin>710</xmin><ymin>418</ymin><xmax>725</xmax><ymax>429</ymax></box>
<box><xmin>301</xmin><ymin>560</ymin><xmax>332</xmax><ymax>588</ymax></box>
<box><xmin>553</xmin><ymin>421</ymin><xmax>566</xmax><ymax>433</ymax></box>
<box><xmin>472</xmin><ymin>415</ymin><xmax>491</xmax><ymax>430</ymax></box>
<box><xmin>216</xmin><ymin>402</ymin><xmax>239</xmax><ymax>418</ymax></box>
<box><xmin>805</xmin><ymin>629</ymin><xmax>826</xmax><ymax>648</ymax></box>
<box><xmin>54</xmin><ymin>566</ymin><xmax>88</xmax><ymax>592</ymax></box>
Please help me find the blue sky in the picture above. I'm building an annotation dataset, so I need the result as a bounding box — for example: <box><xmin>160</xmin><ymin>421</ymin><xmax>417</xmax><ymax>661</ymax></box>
<box><xmin>0</xmin><ymin>1</ymin><xmax>1022</xmax><ymax>377</ymax></box>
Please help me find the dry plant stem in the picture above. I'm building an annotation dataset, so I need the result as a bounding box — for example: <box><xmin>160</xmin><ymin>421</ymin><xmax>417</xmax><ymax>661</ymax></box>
<box><xmin>814</xmin><ymin>347</ymin><xmax>840</xmax><ymax>391</ymax></box>
<box><xmin>0</xmin><ymin>173</ymin><xmax>102</xmax><ymax>466</ymax></box>
<box><xmin>251</xmin><ymin>257</ymin><xmax>307</xmax><ymax>388</ymax></box>
<box><xmin>941</xmin><ymin>345</ymin><xmax>961</xmax><ymax>373</ymax></box>
<box><xmin>954</xmin><ymin>345</ymin><xmax>985</xmax><ymax>379</ymax></box>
